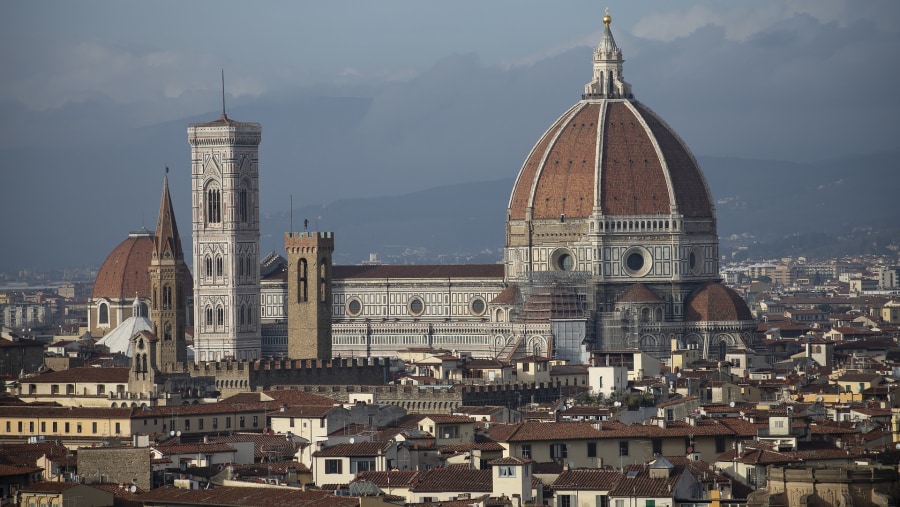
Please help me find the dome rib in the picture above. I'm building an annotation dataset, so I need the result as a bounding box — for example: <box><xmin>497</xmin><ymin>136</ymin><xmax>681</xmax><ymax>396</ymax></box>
<box><xmin>599</xmin><ymin>102</ymin><xmax>670</xmax><ymax>215</ymax></box>
<box><xmin>531</xmin><ymin>103</ymin><xmax>597</xmax><ymax>220</ymax></box>
<box><xmin>508</xmin><ymin>104</ymin><xmax>580</xmax><ymax>218</ymax></box>
<box><xmin>633</xmin><ymin>102</ymin><xmax>713</xmax><ymax>218</ymax></box>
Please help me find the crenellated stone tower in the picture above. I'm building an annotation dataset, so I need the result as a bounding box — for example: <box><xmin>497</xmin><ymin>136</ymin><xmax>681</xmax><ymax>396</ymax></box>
<box><xmin>284</xmin><ymin>231</ymin><xmax>334</xmax><ymax>360</ymax></box>
<box><xmin>188</xmin><ymin>112</ymin><xmax>262</xmax><ymax>363</ymax></box>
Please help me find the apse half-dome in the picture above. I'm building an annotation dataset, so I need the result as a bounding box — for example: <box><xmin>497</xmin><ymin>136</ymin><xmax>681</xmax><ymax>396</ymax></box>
<box><xmin>683</xmin><ymin>282</ymin><xmax>753</xmax><ymax>322</ymax></box>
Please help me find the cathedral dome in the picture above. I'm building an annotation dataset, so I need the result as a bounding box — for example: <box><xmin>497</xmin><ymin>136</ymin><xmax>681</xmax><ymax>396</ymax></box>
<box><xmin>683</xmin><ymin>282</ymin><xmax>753</xmax><ymax>322</ymax></box>
<box><xmin>508</xmin><ymin>14</ymin><xmax>713</xmax><ymax>222</ymax></box>
<box><xmin>92</xmin><ymin>230</ymin><xmax>156</xmax><ymax>300</ymax></box>
<box><xmin>92</xmin><ymin>229</ymin><xmax>193</xmax><ymax>300</ymax></box>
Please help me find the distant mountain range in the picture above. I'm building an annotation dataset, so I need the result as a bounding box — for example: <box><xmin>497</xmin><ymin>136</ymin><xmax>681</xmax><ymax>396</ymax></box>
<box><xmin>261</xmin><ymin>150</ymin><xmax>900</xmax><ymax>265</ymax></box>
<box><xmin>4</xmin><ymin>81</ymin><xmax>898</xmax><ymax>271</ymax></box>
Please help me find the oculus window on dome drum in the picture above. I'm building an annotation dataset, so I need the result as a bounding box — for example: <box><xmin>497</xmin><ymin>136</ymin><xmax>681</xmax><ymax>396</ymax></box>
<box><xmin>622</xmin><ymin>247</ymin><xmax>652</xmax><ymax>277</ymax></box>
<box><xmin>408</xmin><ymin>297</ymin><xmax>425</xmax><ymax>317</ymax></box>
<box><xmin>346</xmin><ymin>298</ymin><xmax>363</xmax><ymax>317</ymax></box>
<box><xmin>469</xmin><ymin>297</ymin><xmax>486</xmax><ymax>316</ymax></box>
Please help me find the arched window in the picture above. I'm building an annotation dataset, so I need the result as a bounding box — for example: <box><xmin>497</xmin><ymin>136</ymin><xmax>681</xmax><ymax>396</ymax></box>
<box><xmin>164</xmin><ymin>322</ymin><xmax>172</xmax><ymax>341</ymax></box>
<box><xmin>98</xmin><ymin>302</ymin><xmax>109</xmax><ymax>325</ymax></box>
<box><xmin>239</xmin><ymin>304</ymin><xmax>245</xmax><ymax>326</ymax></box>
<box><xmin>216</xmin><ymin>306</ymin><xmax>225</xmax><ymax>326</ymax></box>
<box><xmin>247</xmin><ymin>304</ymin><xmax>253</xmax><ymax>325</ymax></box>
<box><xmin>205</xmin><ymin>307</ymin><xmax>213</xmax><ymax>327</ymax></box>
<box><xmin>162</xmin><ymin>285</ymin><xmax>172</xmax><ymax>310</ymax></box>
<box><xmin>207</xmin><ymin>187</ymin><xmax>221</xmax><ymax>223</ymax></box>
<box><xmin>298</xmin><ymin>259</ymin><xmax>308</xmax><ymax>303</ymax></box>
<box><xmin>205</xmin><ymin>256</ymin><xmax>213</xmax><ymax>279</ymax></box>
<box><xmin>216</xmin><ymin>256</ymin><xmax>224</xmax><ymax>277</ymax></box>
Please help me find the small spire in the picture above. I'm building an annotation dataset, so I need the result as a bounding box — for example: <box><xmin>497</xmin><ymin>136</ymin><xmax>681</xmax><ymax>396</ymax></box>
<box><xmin>221</xmin><ymin>69</ymin><xmax>227</xmax><ymax>119</ymax></box>
<box><xmin>154</xmin><ymin>170</ymin><xmax>183</xmax><ymax>261</ymax></box>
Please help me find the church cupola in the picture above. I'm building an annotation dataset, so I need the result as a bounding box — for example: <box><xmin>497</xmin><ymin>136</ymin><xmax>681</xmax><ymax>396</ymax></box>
<box><xmin>584</xmin><ymin>8</ymin><xmax>632</xmax><ymax>99</ymax></box>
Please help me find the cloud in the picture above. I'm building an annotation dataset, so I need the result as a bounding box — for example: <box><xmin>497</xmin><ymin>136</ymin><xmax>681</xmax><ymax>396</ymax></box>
<box><xmin>632</xmin><ymin>0</ymin><xmax>899</xmax><ymax>42</ymax></box>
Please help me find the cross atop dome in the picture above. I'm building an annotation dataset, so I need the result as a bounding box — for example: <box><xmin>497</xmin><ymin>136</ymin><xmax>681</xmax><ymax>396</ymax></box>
<box><xmin>583</xmin><ymin>7</ymin><xmax>632</xmax><ymax>100</ymax></box>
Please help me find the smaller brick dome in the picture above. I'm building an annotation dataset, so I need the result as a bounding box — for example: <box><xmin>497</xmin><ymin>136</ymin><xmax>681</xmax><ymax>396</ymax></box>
<box><xmin>618</xmin><ymin>284</ymin><xmax>663</xmax><ymax>303</ymax></box>
<box><xmin>683</xmin><ymin>282</ymin><xmax>753</xmax><ymax>322</ymax></box>
<box><xmin>92</xmin><ymin>230</ymin><xmax>155</xmax><ymax>300</ymax></box>
<box><xmin>92</xmin><ymin>229</ymin><xmax>193</xmax><ymax>300</ymax></box>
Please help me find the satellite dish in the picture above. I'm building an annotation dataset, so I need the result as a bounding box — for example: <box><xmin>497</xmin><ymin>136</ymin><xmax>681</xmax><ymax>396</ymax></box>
<box><xmin>169</xmin><ymin>431</ymin><xmax>175</xmax><ymax>437</ymax></box>
<box><xmin>129</xmin><ymin>485</ymin><xmax>137</xmax><ymax>493</ymax></box>
<box><xmin>729</xmin><ymin>401</ymin><xmax>735</xmax><ymax>408</ymax></box>
<box><xmin>816</xmin><ymin>396</ymin><xmax>824</xmax><ymax>403</ymax></box>
<box><xmin>895</xmin><ymin>443</ymin><xmax>900</xmax><ymax>450</ymax></box>
<box><xmin>176</xmin><ymin>431</ymin><xmax>182</xmax><ymax>437</ymax></box>
<box><xmin>613</xmin><ymin>401</ymin><xmax>622</xmax><ymax>407</ymax></box>
<box><xmin>349</xmin><ymin>437</ymin><xmax>355</xmax><ymax>444</ymax></box>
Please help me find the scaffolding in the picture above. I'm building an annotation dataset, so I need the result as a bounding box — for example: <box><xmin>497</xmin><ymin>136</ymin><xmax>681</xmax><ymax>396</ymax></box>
<box><xmin>512</xmin><ymin>271</ymin><xmax>593</xmax><ymax>363</ymax></box>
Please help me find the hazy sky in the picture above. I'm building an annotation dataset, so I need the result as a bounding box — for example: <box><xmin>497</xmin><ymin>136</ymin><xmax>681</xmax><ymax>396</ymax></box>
<box><xmin>2</xmin><ymin>0</ymin><xmax>899</xmax><ymax>271</ymax></box>
<box><xmin>4</xmin><ymin>1</ymin><xmax>896</xmax><ymax>125</ymax></box>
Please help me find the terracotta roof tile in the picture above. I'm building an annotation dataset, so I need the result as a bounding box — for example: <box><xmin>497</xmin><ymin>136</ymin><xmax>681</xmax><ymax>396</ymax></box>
<box><xmin>410</xmin><ymin>468</ymin><xmax>493</xmax><ymax>493</ymax></box>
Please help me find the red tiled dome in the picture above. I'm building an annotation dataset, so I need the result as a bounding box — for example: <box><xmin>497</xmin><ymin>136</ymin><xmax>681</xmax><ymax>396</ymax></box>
<box><xmin>618</xmin><ymin>284</ymin><xmax>663</xmax><ymax>303</ymax></box>
<box><xmin>92</xmin><ymin>230</ymin><xmax>155</xmax><ymax>300</ymax></box>
<box><xmin>92</xmin><ymin>230</ymin><xmax>193</xmax><ymax>300</ymax></box>
<box><xmin>508</xmin><ymin>100</ymin><xmax>713</xmax><ymax>221</ymax></box>
<box><xmin>683</xmin><ymin>282</ymin><xmax>753</xmax><ymax>322</ymax></box>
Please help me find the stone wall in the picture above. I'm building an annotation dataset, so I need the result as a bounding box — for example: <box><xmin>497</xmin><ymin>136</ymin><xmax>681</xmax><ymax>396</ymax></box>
<box><xmin>752</xmin><ymin>465</ymin><xmax>900</xmax><ymax>507</ymax></box>
<box><xmin>77</xmin><ymin>446</ymin><xmax>151</xmax><ymax>491</ymax></box>
<box><xmin>265</xmin><ymin>382</ymin><xmax>571</xmax><ymax>414</ymax></box>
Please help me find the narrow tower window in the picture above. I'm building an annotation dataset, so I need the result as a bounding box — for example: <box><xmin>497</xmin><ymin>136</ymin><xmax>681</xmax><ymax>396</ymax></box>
<box><xmin>207</xmin><ymin>188</ymin><xmax>221</xmax><ymax>224</ymax></box>
<box><xmin>239</xmin><ymin>188</ymin><xmax>248</xmax><ymax>223</ymax></box>
<box><xmin>216</xmin><ymin>256</ymin><xmax>224</xmax><ymax>277</ymax></box>
<box><xmin>298</xmin><ymin>259</ymin><xmax>308</xmax><ymax>303</ymax></box>
<box><xmin>319</xmin><ymin>260</ymin><xmax>328</xmax><ymax>303</ymax></box>
<box><xmin>205</xmin><ymin>307</ymin><xmax>213</xmax><ymax>327</ymax></box>
<box><xmin>162</xmin><ymin>285</ymin><xmax>172</xmax><ymax>310</ymax></box>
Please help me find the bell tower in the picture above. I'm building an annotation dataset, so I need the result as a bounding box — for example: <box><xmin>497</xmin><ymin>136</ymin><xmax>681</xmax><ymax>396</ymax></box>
<box><xmin>284</xmin><ymin>231</ymin><xmax>334</xmax><ymax>360</ymax></box>
<box><xmin>149</xmin><ymin>173</ymin><xmax>187</xmax><ymax>369</ymax></box>
<box><xmin>188</xmin><ymin>111</ymin><xmax>262</xmax><ymax>363</ymax></box>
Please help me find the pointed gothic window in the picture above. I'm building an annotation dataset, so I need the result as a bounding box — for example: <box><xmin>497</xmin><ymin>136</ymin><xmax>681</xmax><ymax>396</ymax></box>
<box><xmin>216</xmin><ymin>306</ymin><xmax>225</xmax><ymax>326</ymax></box>
<box><xmin>205</xmin><ymin>307</ymin><xmax>213</xmax><ymax>327</ymax></box>
<box><xmin>164</xmin><ymin>322</ymin><xmax>172</xmax><ymax>341</ymax></box>
<box><xmin>216</xmin><ymin>256</ymin><xmax>224</xmax><ymax>277</ymax></box>
<box><xmin>205</xmin><ymin>256</ymin><xmax>213</xmax><ymax>279</ymax></box>
<box><xmin>298</xmin><ymin>259</ymin><xmax>308</xmax><ymax>303</ymax></box>
<box><xmin>162</xmin><ymin>285</ymin><xmax>172</xmax><ymax>310</ymax></box>
<box><xmin>239</xmin><ymin>304</ymin><xmax>245</xmax><ymax>326</ymax></box>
